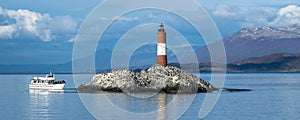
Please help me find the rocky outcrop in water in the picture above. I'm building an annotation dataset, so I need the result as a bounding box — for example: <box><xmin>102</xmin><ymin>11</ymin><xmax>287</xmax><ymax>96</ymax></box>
<box><xmin>77</xmin><ymin>65</ymin><xmax>218</xmax><ymax>93</ymax></box>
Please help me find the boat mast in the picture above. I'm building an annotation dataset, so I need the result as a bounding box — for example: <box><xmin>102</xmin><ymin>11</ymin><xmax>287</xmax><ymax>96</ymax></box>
<box><xmin>50</xmin><ymin>69</ymin><xmax>52</xmax><ymax>76</ymax></box>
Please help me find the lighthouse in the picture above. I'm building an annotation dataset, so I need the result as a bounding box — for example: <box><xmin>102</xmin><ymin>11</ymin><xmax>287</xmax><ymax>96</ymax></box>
<box><xmin>157</xmin><ymin>23</ymin><xmax>167</xmax><ymax>67</ymax></box>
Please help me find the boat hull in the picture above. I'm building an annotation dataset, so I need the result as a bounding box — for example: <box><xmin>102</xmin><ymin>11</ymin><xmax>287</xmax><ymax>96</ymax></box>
<box><xmin>29</xmin><ymin>83</ymin><xmax>65</xmax><ymax>90</ymax></box>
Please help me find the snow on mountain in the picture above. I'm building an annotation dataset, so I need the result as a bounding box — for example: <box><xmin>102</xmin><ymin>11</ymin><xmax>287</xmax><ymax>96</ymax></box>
<box><xmin>193</xmin><ymin>24</ymin><xmax>300</xmax><ymax>63</ymax></box>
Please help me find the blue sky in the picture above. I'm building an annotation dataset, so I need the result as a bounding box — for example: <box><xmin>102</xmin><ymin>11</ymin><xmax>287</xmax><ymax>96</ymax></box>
<box><xmin>0</xmin><ymin>0</ymin><xmax>300</xmax><ymax>64</ymax></box>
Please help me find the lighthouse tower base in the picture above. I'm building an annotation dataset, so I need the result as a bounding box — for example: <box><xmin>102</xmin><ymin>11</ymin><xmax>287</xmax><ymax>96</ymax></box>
<box><xmin>157</xmin><ymin>55</ymin><xmax>167</xmax><ymax>67</ymax></box>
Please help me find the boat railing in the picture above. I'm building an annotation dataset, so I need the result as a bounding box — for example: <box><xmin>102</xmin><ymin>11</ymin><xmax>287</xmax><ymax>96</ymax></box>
<box><xmin>53</xmin><ymin>80</ymin><xmax>66</xmax><ymax>84</ymax></box>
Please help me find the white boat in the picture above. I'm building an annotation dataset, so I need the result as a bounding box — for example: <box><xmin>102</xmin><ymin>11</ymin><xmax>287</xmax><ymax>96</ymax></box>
<box><xmin>29</xmin><ymin>71</ymin><xmax>65</xmax><ymax>90</ymax></box>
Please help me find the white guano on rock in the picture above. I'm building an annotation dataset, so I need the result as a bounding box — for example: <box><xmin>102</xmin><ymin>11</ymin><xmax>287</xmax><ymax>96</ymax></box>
<box><xmin>77</xmin><ymin>65</ymin><xmax>218</xmax><ymax>93</ymax></box>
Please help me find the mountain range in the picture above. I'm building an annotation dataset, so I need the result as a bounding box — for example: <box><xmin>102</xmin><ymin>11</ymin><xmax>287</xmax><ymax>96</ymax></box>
<box><xmin>194</xmin><ymin>24</ymin><xmax>300</xmax><ymax>63</ymax></box>
<box><xmin>227</xmin><ymin>53</ymin><xmax>300</xmax><ymax>72</ymax></box>
<box><xmin>1</xmin><ymin>24</ymin><xmax>300</xmax><ymax>73</ymax></box>
<box><xmin>194</xmin><ymin>53</ymin><xmax>300</xmax><ymax>72</ymax></box>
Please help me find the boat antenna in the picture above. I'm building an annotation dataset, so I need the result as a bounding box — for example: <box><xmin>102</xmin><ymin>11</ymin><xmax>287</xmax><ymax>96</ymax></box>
<box><xmin>50</xmin><ymin>68</ymin><xmax>53</xmax><ymax>76</ymax></box>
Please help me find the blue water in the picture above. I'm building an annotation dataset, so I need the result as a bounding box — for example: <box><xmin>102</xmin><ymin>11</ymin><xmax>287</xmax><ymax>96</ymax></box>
<box><xmin>0</xmin><ymin>73</ymin><xmax>300</xmax><ymax>119</ymax></box>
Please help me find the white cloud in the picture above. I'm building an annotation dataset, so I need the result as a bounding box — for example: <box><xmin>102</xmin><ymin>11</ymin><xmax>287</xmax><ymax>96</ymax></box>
<box><xmin>278</xmin><ymin>5</ymin><xmax>300</xmax><ymax>17</ymax></box>
<box><xmin>0</xmin><ymin>7</ymin><xmax>77</xmax><ymax>42</ymax></box>
<box><xmin>148</xmin><ymin>13</ymin><xmax>157</xmax><ymax>18</ymax></box>
<box><xmin>49</xmin><ymin>16</ymin><xmax>77</xmax><ymax>34</ymax></box>
<box><xmin>212</xmin><ymin>4</ymin><xmax>237</xmax><ymax>18</ymax></box>
<box><xmin>100</xmin><ymin>16</ymin><xmax>139</xmax><ymax>22</ymax></box>
<box><xmin>67</xmin><ymin>37</ymin><xmax>76</xmax><ymax>42</ymax></box>
<box><xmin>241</xmin><ymin>5</ymin><xmax>300</xmax><ymax>27</ymax></box>
<box><xmin>0</xmin><ymin>25</ymin><xmax>17</xmax><ymax>39</ymax></box>
<box><xmin>241</xmin><ymin>7</ymin><xmax>276</xmax><ymax>28</ymax></box>
<box><xmin>114</xmin><ymin>16</ymin><xmax>138</xmax><ymax>21</ymax></box>
<box><xmin>272</xmin><ymin>5</ymin><xmax>300</xmax><ymax>26</ymax></box>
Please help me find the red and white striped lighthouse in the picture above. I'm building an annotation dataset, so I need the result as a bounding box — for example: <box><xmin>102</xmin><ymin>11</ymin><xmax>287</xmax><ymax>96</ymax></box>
<box><xmin>157</xmin><ymin>23</ymin><xmax>167</xmax><ymax>67</ymax></box>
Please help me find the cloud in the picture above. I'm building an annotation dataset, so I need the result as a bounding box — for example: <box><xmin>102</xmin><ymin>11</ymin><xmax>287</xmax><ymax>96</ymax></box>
<box><xmin>100</xmin><ymin>16</ymin><xmax>139</xmax><ymax>22</ymax></box>
<box><xmin>272</xmin><ymin>5</ymin><xmax>300</xmax><ymax>26</ymax></box>
<box><xmin>0</xmin><ymin>7</ymin><xmax>77</xmax><ymax>42</ymax></box>
<box><xmin>0</xmin><ymin>25</ymin><xmax>17</xmax><ymax>39</ymax></box>
<box><xmin>212</xmin><ymin>4</ymin><xmax>237</xmax><ymax>18</ymax></box>
<box><xmin>241</xmin><ymin>7</ymin><xmax>276</xmax><ymax>28</ymax></box>
<box><xmin>67</xmin><ymin>37</ymin><xmax>76</xmax><ymax>42</ymax></box>
<box><xmin>241</xmin><ymin>5</ymin><xmax>300</xmax><ymax>27</ymax></box>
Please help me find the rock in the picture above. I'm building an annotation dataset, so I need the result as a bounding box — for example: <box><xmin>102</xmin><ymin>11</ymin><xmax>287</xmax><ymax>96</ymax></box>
<box><xmin>77</xmin><ymin>65</ymin><xmax>218</xmax><ymax>93</ymax></box>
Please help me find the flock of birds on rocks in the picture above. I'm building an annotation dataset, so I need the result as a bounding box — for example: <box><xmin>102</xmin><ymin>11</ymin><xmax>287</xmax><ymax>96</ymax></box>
<box><xmin>78</xmin><ymin>65</ymin><xmax>218</xmax><ymax>93</ymax></box>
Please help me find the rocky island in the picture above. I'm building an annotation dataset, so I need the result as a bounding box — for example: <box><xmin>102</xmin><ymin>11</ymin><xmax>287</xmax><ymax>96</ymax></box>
<box><xmin>77</xmin><ymin>65</ymin><xmax>218</xmax><ymax>93</ymax></box>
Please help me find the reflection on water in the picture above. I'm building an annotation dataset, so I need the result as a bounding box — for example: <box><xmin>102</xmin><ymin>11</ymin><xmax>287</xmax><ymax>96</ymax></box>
<box><xmin>29</xmin><ymin>89</ymin><xmax>65</xmax><ymax>94</ymax></box>
<box><xmin>29</xmin><ymin>90</ymin><xmax>51</xmax><ymax>119</ymax></box>
<box><xmin>29</xmin><ymin>89</ymin><xmax>64</xmax><ymax>120</ymax></box>
<box><xmin>79</xmin><ymin>92</ymin><xmax>197</xmax><ymax>120</ymax></box>
<box><xmin>157</xmin><ymin>93</ymin><xmax>167</xmax><ymax>120</ymax></box>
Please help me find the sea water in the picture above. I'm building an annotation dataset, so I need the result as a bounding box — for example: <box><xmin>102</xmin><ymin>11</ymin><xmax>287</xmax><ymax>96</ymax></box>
<box><xmin>0</xmin><ymin>73</ymin><xmax>299</xmax><ymax>120</ymax></box>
